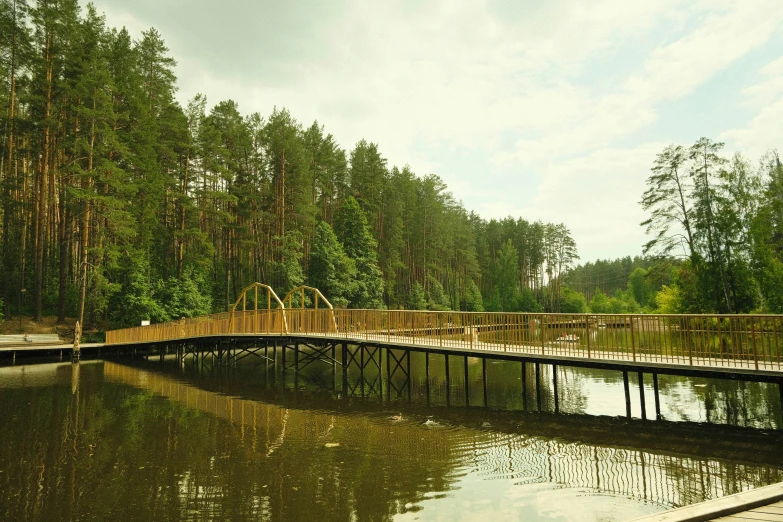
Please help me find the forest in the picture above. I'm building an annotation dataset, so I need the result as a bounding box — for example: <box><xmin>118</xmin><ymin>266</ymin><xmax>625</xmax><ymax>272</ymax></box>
<box><xmin>0</xmin><ymin>1</ymin><xmax>579</xmax><ymax>329</ymax></box>
<box><xmin>3</xmin><ymin>2</ymin><xmax>782</xmax><ymax>332</ymax></box>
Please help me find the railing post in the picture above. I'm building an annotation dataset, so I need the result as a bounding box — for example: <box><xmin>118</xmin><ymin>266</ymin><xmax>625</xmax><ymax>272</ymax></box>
<box><xmin>438</xmin><ymin>313</ymin><xmax>443</xmax><ymax>348</ymax></box>
<box><xmin>503</xmin><ymin>314</ymin><xmax>507</xmax><ymax>352</ymax></box>
<box><xmin>751</xmin><ymin>316</ymin><xmax>759</xmax><ymax>371</ymax></box>
<box><xmin>585</xmin><ymin>314</ymin><xmax>590</xmax><ymax>358</ymax></box>
<box><xmin>541</xmin><ymin>315</ymin><xmax>545</xmax><ymax>355</ymax></box>
<box><xmin>630</xmin><ymin>316</ymin><xmax>636</xmax><ymax>362</ymax></box>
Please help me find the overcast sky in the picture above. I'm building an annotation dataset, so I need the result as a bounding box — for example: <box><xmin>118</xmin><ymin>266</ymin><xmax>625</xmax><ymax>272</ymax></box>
<box><xmin>83</xmin><ymin>0</ymin><xmax>783</xmax><ymax>263</ymax></box>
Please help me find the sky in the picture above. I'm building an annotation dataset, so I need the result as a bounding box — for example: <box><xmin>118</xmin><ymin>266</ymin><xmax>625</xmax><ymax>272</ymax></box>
<box><xmin>82</xmin><ymin>0</ymin><xmax>783</xmax><ymax>263</ymax></box>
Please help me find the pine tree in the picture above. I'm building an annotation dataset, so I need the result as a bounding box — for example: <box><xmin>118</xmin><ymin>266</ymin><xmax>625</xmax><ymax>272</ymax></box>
<box><xmin>335</xmin><ymin>196</ymin><xmax>384</xmax><ymax>308</ymax></box>
<box><xmin>308</xmin><ymin>220</ymin><xmax>355</xmax><ymax>308</ymax></box>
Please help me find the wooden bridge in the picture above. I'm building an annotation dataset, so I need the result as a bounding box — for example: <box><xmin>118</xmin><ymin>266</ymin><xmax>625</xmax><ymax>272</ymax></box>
<box><xmin>105</xmin><ymin>283</ymin><xmax>783</xmax><ymax>378</ymax></box>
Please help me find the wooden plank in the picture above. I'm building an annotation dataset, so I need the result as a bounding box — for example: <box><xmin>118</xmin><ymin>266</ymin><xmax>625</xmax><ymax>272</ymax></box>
<box><xmin>629</xmin><ymin>482</ymin><xmax>783</xmax><ymax>522</ymax></box>
<box><xmin>713</xmin><ymin>513</ymin><xmax>783</xmax><ymax>521</ymax></box>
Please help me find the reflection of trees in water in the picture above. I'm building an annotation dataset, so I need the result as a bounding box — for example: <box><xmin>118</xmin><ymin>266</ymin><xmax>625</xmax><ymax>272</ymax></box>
<box><xmin>464</xmin><ymin>433</ymin><xmax>781</xmax><ymax>508</ymax></box>
<box><xmin>657</xmin><ymin>375</ymin><xmax>781</xmax><ymax>429</ymax></box>
<box><xmin>1</xmin><ymin>361</ymin><xmax>781</xmax><ymax>521</ymax></box>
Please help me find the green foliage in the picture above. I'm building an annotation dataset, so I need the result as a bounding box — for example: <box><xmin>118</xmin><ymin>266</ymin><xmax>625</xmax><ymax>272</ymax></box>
<box><xmin>627</xmin><ymin>267</ymin><xmax>653</xmax><ymax>308</ymax></box>
<box><xmin>274</xmin><ymin>232</ymin><xmax>305</xmax><ymax>295</ymax></box>
<box><xmin>406</xmin><ymin>282</ymin><xmax>427</xmax><ymax>310</ymax></box>
<box><xmin>589</xmin><ymin>290</ymin><xmax>611</xmax><ymax>314</ymax></box>
<box><xmin>309</xmin><ymin>221</ymin><xmax>356</xmax><ymax>308</ymax></box>
<box><xmin>560</xmin><ymin>287</ymin><xmax>587</xmax><ymax>313</ymax></box>
<box><xmin>426</xmin><ymin>277</ymin><xmax>450</xmax><ymax>311</ymax></box>
<box><xmin>655</xmin><ymin>285</ymin><xmax>683</xmax><ymax>314</ymax></box>
<box><xmin>496</xmin><ymin>240</ymin><xmax>520</xmax><ymax>312</ymax></box>
<box><xmin>154</xmin><ymin>270</ymin><xmax>212</xmax><ymax>320</ymax></box>
<box><xmin>335</xmin><ymin>197</ymin><xmax>384</xmax><ymax>308</ymax></box>
<box><xmin>462</xmin><ymin>279</ymin><xmax>484</xmax><ymax>312</ymax></box>
<box><xmin>518</xmin><ymin>287</ymin><xmax>543</xmax><ymax>312</ymax></box>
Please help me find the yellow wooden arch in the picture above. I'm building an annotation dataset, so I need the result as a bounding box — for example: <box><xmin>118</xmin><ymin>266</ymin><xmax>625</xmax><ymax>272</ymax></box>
<box><xmin>282</xmin><ymin>285</ymin><xmax>333</xmax><ymax>310</ymax></box>
<box><xmin>230</xmin><ymin>283</ymin><xmax>288</xmax><ymax>333</ymax></box>
<box><xmin>282</xmin><ymin>285</ymin><xmax>338</xmax><ymax>333</ymax></box>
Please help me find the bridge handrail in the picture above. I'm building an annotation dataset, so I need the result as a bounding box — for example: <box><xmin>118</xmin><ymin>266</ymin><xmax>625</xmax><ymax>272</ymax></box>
<box><xmin>105</xmin><ymin>310</ymin><xmax>783</xmax><ymax>371</ymax></box>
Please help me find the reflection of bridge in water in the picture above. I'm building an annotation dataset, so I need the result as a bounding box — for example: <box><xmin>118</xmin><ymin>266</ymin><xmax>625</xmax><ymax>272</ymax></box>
<box><xmin>103</xmin><ymin>361</ymin><xmax>783</xmax><ymax>510</ymax></box>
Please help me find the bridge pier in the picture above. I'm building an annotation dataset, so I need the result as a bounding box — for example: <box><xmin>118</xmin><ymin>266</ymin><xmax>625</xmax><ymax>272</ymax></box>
<box><xmin>425</xmin><ymin>352</ymin><xmax>430</xmax><ymax>406</ymax></box>
<box><xmin>445</xmin><ymin>354</ymin><xmax>450</xmax><ymax>407</ymax></box>
<box><xmin>535</xmin><ymin>363</ymin><xmax>542</xmax><ymax>411</ymax></box>
<box><xmin>638</xmin><ymin>372</ymin><xmax>647</xmax><ymax>420</ymax></box>
<box><xmin>482</xmin><ymin>358</ymin><xmax>488</xmax><ymax>408</ymax></box>
<box><xmin>464</xmin><ymin>356</ymin><xmax>470</xmax><ymax>407</ymax></box>
<box><xmin>623</xmin><ymin>371</ymin><xmax>631</xmax><ymax>418</ymax></box>
<box><xmin>521</xmin><ymin>361</ymin><xmax>528</xmax><ymax>410</ymax></box>
<box><xmin>653</xmin><ymin>373</ymin><xmax>661</xmax><ymax>420</ymax></box>
<box><xmin>553</xmin><ymin>364</ymin><xmax>559</xmax><ymax>414</ymax></box>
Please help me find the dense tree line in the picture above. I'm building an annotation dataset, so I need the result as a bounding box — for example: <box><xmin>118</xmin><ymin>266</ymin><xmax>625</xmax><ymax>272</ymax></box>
<box><xmin>0</xmin><ymin>1</ymin><xmax>579</xmax><ymax>328</ymax></box>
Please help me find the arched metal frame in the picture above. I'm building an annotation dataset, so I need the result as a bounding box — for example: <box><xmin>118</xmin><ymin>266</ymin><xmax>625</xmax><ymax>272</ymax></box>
<box><xmin>230</xmin><ymin>283</ymin><xmax>288</xmax><ymax>334</ymax></box>
<box><xmin>282</xmin><ymin>285</ymin><xmax>338</xmax><ymax>333</ymax></box>
<box><xmin>282</xmin><ymin>285</ymin><xmax>334</xmax><ymax>310</ymax></box>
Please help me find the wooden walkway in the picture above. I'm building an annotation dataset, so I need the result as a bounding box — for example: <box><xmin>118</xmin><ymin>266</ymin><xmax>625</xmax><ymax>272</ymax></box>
<box><xmin>714</xmin><ymin>501</ymin><xmax>783</xmax><ymax>521</ymax></box>
<box><xmin>632</xmin><ymin>482</ymin><xmax>783</xmax><ymax>521</ymax></box>
<box><xmin>105</xmin><ymin>308</ymin><xmax>783</xmax><ymax>379</ymax></box>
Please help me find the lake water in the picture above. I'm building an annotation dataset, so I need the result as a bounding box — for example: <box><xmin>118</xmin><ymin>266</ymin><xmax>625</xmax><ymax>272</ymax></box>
<box><xmin>1</xmin><ymin>348</ymin><xmax>781</xmax><ymax>521</ymax></box>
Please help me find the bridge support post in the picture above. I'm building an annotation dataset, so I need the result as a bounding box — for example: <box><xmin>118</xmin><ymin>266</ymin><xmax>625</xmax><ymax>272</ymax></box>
<box><xmin>281</xmin><ymin>341</ymin><xmax>286</xmax><ymax>373</ymax></box>
<box><xmin>445</xmin><ymin>354</ymin><xmax>450</xmax><ymax>407</ymax></box>
<box><xmin>521</xmin><ymin>361</ymin><xmax>527</xmax><ymax>411</ymax></box>
<box><xmin>360</xmin><ymin>345</ymin><xmax>365</xmax><ymax>398</ymax></box>
<box><xmin>623</xmin><ymin>371</ymin><xmax>631</xmax><ymax>418</ymax></box>
<box><xmin>464</xmin><ymin>356</ymin><xmax>470</xmax><ymax>407</ymax></box>
<box><xmin>332</xmin><ymin>343</ymin><xmax>337</xmax><ymax>394</ymax></box>
<box><xmin>553</xmin><ymin>364</ymin><xmax>559</xmax><ymax>413</ymax></box>
<box><xmin>425</xmin><ymin>352</ymin><xmax>430</xmax><ymax>406</ymax></box>
<box><xmin>779</xmin><ymin>380</ymin><xmax>783</xmax><ymax>430</ymax></box>
<box><xmin>294</xmin><ymin>341</ymin><xmax>299</xmax><ymax>374</ymax></box>
<box><xmin>341</xmin><ymin>342</ymin><xmax>348</xmax><ymax>397</ymax></box>
<box><xmin>638</xmin><ymin>372</ymin><xmax>647</xmax><ymax>420</ymax></box>
<box><xmin>482</xmin><ymin>357</ymin><xmax>488</xmax><ymax>408</ymax></box>
<box><xmin>535</xmin><ymin>363</ymin><xmax>541</xmax><ymax>411</ymax></box>
<box><xmin>385</xmin><ymin>347</ymin><xmax>391</xmax><ymax>402</ymax></box>
<box><xmin>406</xmin><ymin>349</ymin><xmax>412</xmax><ymax>402</ymax></box>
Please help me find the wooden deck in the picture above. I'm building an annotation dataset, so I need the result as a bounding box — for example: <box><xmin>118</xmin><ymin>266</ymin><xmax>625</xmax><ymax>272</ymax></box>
<box><xmin>714</xmin><ymin>500</ymin><xmax>783</xmax><ymax>521</ymax></box>
<box><xmin>631</xmin><ymin>482</ymin><xmax>783</xmax><ymax>521</ymax></box>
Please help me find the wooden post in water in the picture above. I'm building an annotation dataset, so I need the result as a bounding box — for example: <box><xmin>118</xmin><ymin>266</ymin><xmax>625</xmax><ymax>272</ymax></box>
<box><xmin>386</xmin><ymin>347</ymin><xmax>391</xmax><ymax>402</ymax></box>
<box><xmin>406</xmin><ymin>349</ymin><xmax>412</xmax><ymax>402</ymax></box>
<box><xmin>535</xmin><ymin>362</ymin><xmax>542</xmax><ymax>411</ymax></box>
<box><xmin>553</xmin><ymin>364</ymin><xmax>559</xmax><ymax>413</ymax></box>
<box><xmin>778</xmin><ymin>379</ymin><xmax>783</xmax><ymax>430</ymax></box>
<box><xmin>638</xmin><ymin>372</ymin><xmax>646</xmax><ymax>420</ymax></box>
<box><xmin>653</xmin><ymin>373</ymin><xmax>661</xmax><ymax>420</ymax></box>
<box><xmin>482</xmin><ymin>357</ymin><xmax>488</xmax><ymax>407</ymax></box>
<box><xmin>342</xmin><ymin>342</ymin><xmax>348</xmax><ymax>397</ymax></box>
<box><xmin>464</xmin><ymin>356</ymin><xmax>470</xmax><ymax>407</ymax></box>
<box><xmin>521</xmin><ymin>361</ymin><xmax>527</xmax><ymax>411</ymax></box>
<box><xmin>425</xmin><ymin>352</ymin><xmax>430</xmax><ymax>406</ymax></box>
<box><xmin>623</xmin><ymin>371</ymin><xmax>631</xmax><ymax>418</ymax></box>
<box><xmin>445</xmin><ymin>354</ymin><xmax>451</xmax><ymax>407</ymax></box>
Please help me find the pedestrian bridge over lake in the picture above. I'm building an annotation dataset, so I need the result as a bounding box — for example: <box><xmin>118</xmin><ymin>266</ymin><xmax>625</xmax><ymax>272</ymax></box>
<box><xmin>105</xmin><ymin>283</ymin><xmax>783</xmax><ymax>382</ymax></box>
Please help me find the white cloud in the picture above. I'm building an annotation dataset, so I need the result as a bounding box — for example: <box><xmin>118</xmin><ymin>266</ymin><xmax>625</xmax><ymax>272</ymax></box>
<box><xmin>89</xmin><ymin>0</ymin><xmax>783</xmax><ymax>261</ymax></box>
<box><xmin>721</xmin><ymin>55</ymin><xmax>783</xmax><ymax>159</ymax></box>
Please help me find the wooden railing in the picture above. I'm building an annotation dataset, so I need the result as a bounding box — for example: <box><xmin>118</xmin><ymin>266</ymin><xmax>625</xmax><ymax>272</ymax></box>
<box><xmin>105</xmin><ymin>310</ymin><xmax>783</xmax><ymax>371</ymax></box>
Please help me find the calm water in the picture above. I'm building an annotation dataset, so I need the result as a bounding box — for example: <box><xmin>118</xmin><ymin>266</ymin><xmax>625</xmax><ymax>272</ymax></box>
<box><xmin>1</xmin><ymin>348</ymin><xmax>782</xmax><ymax>521</ymax></box>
